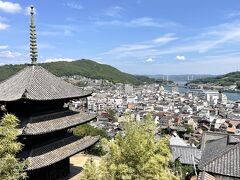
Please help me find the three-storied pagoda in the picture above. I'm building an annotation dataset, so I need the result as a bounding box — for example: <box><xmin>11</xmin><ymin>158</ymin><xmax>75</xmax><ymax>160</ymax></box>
<box><xmin>0</xmin><ymin>6</ymin><xmax>99</xmax><ymax>180</ymax></box>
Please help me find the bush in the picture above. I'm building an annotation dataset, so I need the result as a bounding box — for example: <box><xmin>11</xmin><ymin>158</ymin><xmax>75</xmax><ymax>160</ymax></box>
<box><xmin>73</xmin><ymin>124</ymin><xmax>109</xmax><ymax>156</ymax></box>
<box><xmin>73</xmin><ymin>124</ymin><xmax>109</xmax><ymax>139</ymax></box>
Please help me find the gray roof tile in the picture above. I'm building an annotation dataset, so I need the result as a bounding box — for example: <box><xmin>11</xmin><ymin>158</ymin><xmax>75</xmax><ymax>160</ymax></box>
<box><xmin>0</xmin><ymin>66</ymin><xmax>91</xmax><ymax>101</ymax></box>
<box><xmin>27</xmin><ymin>135</ymin><xmax>99</xmax><ymax>170</ymax></box>
<box><xmin>199</xmin><ymin>136</ymin><xmax>240</xmax><ymax>178</ymax></box>
<box><xmin>171</xmin><ymin>145</ymin><xmax>201</xmax><ymax>165</ymax></box>
<box><xmin>21</xmin><ymin>111</ymin><xmax>97</xmax><ymax>135</ymax></box>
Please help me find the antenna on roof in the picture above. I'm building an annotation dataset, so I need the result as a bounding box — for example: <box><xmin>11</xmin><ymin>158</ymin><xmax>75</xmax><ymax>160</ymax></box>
<box><xmin>30</xmin><ymin>5</ymin><xmax>38</xmax><ymax>65</ymax></box>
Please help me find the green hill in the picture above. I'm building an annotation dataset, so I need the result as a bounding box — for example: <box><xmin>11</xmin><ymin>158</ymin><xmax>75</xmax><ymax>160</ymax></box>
<box><xmin>190</xmin><ymin>71</ymin><xmax>240</xmax><ymax>88</ymax></box>
<box><xmin>0</xmin><ymin>59</ymin><xmax>155</xmax><ymax>85</ymax></box>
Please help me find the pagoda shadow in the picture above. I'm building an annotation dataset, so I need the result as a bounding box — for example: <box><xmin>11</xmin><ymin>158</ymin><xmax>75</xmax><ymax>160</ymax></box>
<box><xmin>60</xmin><ymin>164</ymin><xmax>83</xmax><ymax>180</ymax></box>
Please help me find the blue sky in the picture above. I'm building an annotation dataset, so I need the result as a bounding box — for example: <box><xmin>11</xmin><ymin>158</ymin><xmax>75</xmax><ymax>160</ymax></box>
<box><xmin>0</xmin><ymin>0</ymin><xmax>240</xmax><ymax>75</ymax></box>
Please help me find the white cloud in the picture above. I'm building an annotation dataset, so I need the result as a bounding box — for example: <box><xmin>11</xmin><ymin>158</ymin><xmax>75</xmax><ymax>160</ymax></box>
<box><xmin>105</xmin><ymin>6</ymin><xmax>124</xmax><ymax>18</ymax></box>
<box><xmin>152</xmin><ymin>33</ymin><xmax>178</xmax><ymax>44</ymax></box>
<box><xmin>104</xmin><ymin>34</ymin><xmax>177</xmax><ymax>56</ymax></box>
<box><xmin>159</xmin><ymin>21</ymin><xmax>240</xmax><ymax>54</ymax></box>
<box><xmin>176</xmin><ymin>55</ymin><xmax>185</xmax><ymax>61</ymax></box>
<box><xmin>65</xmin><ymin>2</ymin><xmax>83</xmax><ymax>10</ymax></box>
<box><xmin>0</xmin><ymin>22</ymin><xmax>9</xmax><ymax>30</ymax></box>
<box><xmin>0</xmin><ymin>1</ymin><xmax>22</xmax><ymax>13</ymax></box>
<box><xmin>100</xmin><ymin>20</ymin><xmax>240</xmax><ymax>74</ymax></box>
<box><xmin>105</xmin><ymin>44</ymin><xmax>153</xmax><ymax>55</ymax></box>
<box><xmin>44</xmin><ymin>58</ymin><xmax>74</xmax><ymax>63</ymax></box>
<box><xmin>95</xmin><ymin>17</ymin><xmax>179</xmax><ymax>28</ymax></box>
<box><xmin>129</xmin><ymin>17</ymin><xmax>173</xmax><ymax>27</ymax></box>
<box><xmin>0</xmin><ymin>45</ymin><xmax>8</xmax><ymax>49</ymax></box>
<box><xmin>103</xmin><ymin>20</ymin><xmax>240</xmax><ymax>62</ymax></box>
<box><xmin>0</xmin><ymin>50</ymin><xmax>21</xmax><ymax>58</ymax></box>
<box><xmin>146</xmin><ymin>58</ymin><xmax>154</xmax><ymax>62</ymax></box>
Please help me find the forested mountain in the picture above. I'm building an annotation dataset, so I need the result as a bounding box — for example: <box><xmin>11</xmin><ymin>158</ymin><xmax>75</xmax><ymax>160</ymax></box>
<box><xmin>0</xmin><ymin>59</ymin><xmax>155</xmax><ymax>85</ymax></box>
<box><xmin>190</xmin><ymin>71</ymin><xmax>240</xmax><ymax>88</ymax></box>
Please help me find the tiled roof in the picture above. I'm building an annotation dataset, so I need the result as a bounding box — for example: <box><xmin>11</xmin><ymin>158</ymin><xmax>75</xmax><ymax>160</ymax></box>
<box><xmin>21</xmin><ymin>111</ymin><xmax>97</xmax><ymax>135</ymax></box>
<box><xmin>170</xmin><ymin>132</ymin><xmax>188</xmax><ymax>146</ymax></box>
<box><xmin>198</xmin><ymin>135</ymin><xmax>240</xmax><ymax>178</ymax></box>
<box><xmin>200</xmin><ymin>131</ymin><xmax>229</xmax><ymax>151</ymax></box>
<box><xmin>0</xmin><ymin>65</ymin><xmax>91</xmax><ymax>101</ymax></box>
<box><xmin>171</xmin><ymin>145</ymin><xmax>201</xmax><ymax>165</ymax></box>
<box><xmin>26</xmin><ymin>135</ymin><xmax>99</xmax><ymax>170</ymax></box>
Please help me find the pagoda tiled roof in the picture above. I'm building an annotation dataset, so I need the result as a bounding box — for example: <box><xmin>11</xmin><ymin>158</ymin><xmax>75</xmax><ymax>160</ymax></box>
<box><xmin>25</xmin><ymin>135</ymin><xmax>99</xmax><ymax>170</ymax></box>
<box><xmin>0</xmin><ymin>65</ymin><xmax>91</xmax><ymax>102</ymax></box>
<box><xmin>20</xmin><ymin>111</ymin><xmax>97</xmax><ymax>135</ymax></box>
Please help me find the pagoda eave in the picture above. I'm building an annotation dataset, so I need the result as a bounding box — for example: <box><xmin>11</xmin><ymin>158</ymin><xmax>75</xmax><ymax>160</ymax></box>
<box><xmin>24</xmin><ymin>135</ymin><xmax>99</xmax><ymax>170</ymax></box>
<box><xmin>20</xmin><ymin>111</ymin><xmax>97</xmax><ymax>136</ymax></box>
<box><xmin>0</xmin><ymin>93</ymin><xmax>92</xmax><ymax>102</ymax></box>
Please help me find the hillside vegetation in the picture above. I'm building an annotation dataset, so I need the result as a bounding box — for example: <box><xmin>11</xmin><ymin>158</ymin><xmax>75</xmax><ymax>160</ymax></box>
<box><xmin>0</xmin><ymin>59</ymin><xmax>155</xmax><ymax>85</ymax></box>
<box><xmin>190</xmin><ymin>71</ymin><xmax>240</xmax><ymax>88</ymax></box>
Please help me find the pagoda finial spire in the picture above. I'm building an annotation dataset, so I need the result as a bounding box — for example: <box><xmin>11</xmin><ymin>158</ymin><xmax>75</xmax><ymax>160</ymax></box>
<box><xmin>30</xmin><ymin>5</ymin><xmax>37</xmax><ymax>65</ymax></box>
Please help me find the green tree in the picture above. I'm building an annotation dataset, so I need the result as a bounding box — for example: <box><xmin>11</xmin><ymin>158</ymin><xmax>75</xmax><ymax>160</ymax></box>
<box><xmin>172</xmin><ymin>160</ymin><xmax>195</xmax><ymax>180</ymax></box>
<box><xmin>73</xmin><ymin>124</ymin><xmax>108</xmax><ymax>139</ymax></box>
<box><xmin>73</xmin><ymin>124</ymin><xmax>109</xmax><ymax>156</ymax></box>
<box><xmin>0</xmin><ymin>114</ymin><xmax>27</xmax><ymax>180</ymax></box>
<box><xmin>80</xmin><ymin>115</ymin><xmax>178</xmax><ymax>180</ymax></box>
<box><xmin>184</xmin><ymin>124</ymin><xmax>194</xmax><ymax>134</ymax></box>
<box><xmin>106</xmin><ymin>108</ymin><xmax>117</xmax><ymax>122</ymax></box>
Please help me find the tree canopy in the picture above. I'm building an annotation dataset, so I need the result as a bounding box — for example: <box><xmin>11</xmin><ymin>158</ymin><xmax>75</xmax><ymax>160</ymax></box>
<box><xmin>73</xmin><ymin>123</ymin><xmax>109</xmax><ymax>156</ymax></box>
<box><xmin>0</xmin><ymin>114</ymin><xmax>26</xmax><ymax>180</ymax></box>
<box><xmin>73</xmin><ymin>123</ymin><xmax>108</xmax><ymax>139</ymax></box>
<box><xmin>80</xmin><ymin>115</ymin><xmax>178</xmax><ymax>180</ymax></box>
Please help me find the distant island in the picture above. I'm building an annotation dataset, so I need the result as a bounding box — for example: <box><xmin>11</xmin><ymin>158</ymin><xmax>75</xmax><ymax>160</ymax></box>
<box><xmin>187</xmin><ymin>71</ymin><xmax>240</xmax><ymax>91</ymax></box>
<box><xmin>0</xmin><ymin>59</ymin><xmax>156</xmax><ymax>85</ymax></box>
